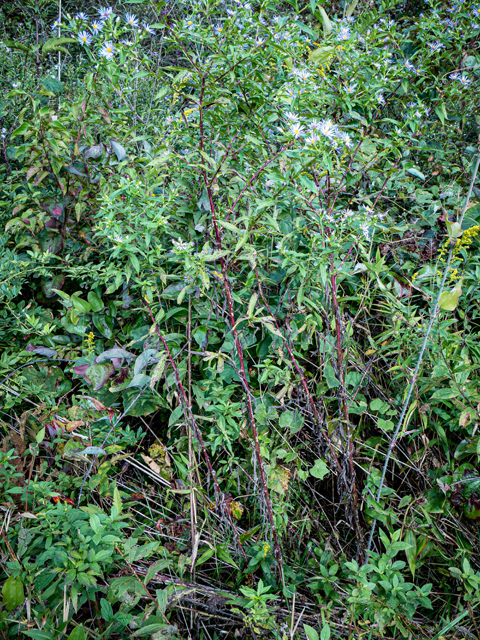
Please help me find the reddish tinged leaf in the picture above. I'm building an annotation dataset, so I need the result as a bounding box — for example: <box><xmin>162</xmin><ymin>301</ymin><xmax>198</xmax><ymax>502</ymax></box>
<box><xmin>27</xmin><ymin>166</ymin><xmax>40</xmax><ymax>181</ymax></box>
<box><xmin>25</xmin><ymin>344</ymin><xmax>58</xmax><ymax>357</ymax></box>
<box><xmin>74</xmin><ymin>363</ymin><xmax>115</xmax><ymax>390</ymax></box>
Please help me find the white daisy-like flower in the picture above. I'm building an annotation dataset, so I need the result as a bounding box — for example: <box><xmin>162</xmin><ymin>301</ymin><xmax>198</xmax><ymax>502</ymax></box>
<box><xmin>121</xmin><ymin>39</ymin><xmax>135</xmax><ymax>46</ymax></box>
<box><xmin>185</xmin><ymin>19</ymin><xmax>195</xmax><ymax>29</ymax></box>
<box><xmin>428</xmin><ymin>40</ymin><xmax>444</xmax><ymax>51</ymax></box>
<box><xmin>51</xmin><ymin>20</ymin><xmax>60</xmax><ymax>30</ymax></box>
<box><xmin>376</xmin><ymin>93</ymin><xmax>385</xmax><ymax>105</ymax></box>
<box><xmin>75</xmin><ymin>12</ymin><xmax>88</xmax><ymax>20</ymax></box>
<box><xmin>77</xmin><ymin>30</ymin><xmax>93</xmax><ymax>45</ymax></box>
<box><xmin>91</xmin><ymin>20</ymin><xmax>104</xmax><ymax>33</ymax></box>
<box><xmin>284</xmin><ymin>111</ymin><xmax>299</xmax><ymax>122</ymax></box>
<box><xmin>214</xmin><ymin>24</ymin><xmax>224</xmax><ymax>35</ymax></box>
<box><xmin>309</xmin><ymin>119</ymin><xmax>322</xmax><ymax>131</ymax></box>
<box><xmin>125</xmin><ymin>13</ymin><xmax>139</xmax><ymax>27</ymax></box>
<box><xmin>458</xmin><ymin>74</ymin><xmax>472</xmax><ymax>86</ymax></box>
<box><xmin>337</xmin><ymin>26</ymin><xmax>351</xmax><ymax>41</ymax></box>
<box><xmin>99</xmin><ymin>41</ymin><xmax>115</xmax><ymax>60</ymax></box>
<box><xmin>339</xmin><ymin>131</ymin><xmax>353</xmax><ymax>148</ymax></box>
<box><xmin>344</xmin><ymin>83</ymin><xmax>357</xmax><ymax>95</ymax></box>
<box><xmin>305</xmin><ymin>133</ymin><xmax>319</xmax><ymax>146</ymax></box>
<box><xmin>97</xmin><ymin>6</ymin><xmax>114</xmax><ymax>19</ymax></box>
<box><xmin>318</xmin><ymin>119</ymin><xmax>338</xmax><ymax>139</ymax></box>
<box><xmin>289</xmin><ymin>123</ymin><xmax>305</xmax><ymax>138</ymax></box>
<box><xmin>143</xmin><ymin>23</ymin><xmax>155</xmax><ymax>34</ymax></box>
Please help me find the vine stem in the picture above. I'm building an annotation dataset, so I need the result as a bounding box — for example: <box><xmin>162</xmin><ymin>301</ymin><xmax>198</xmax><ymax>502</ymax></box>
<box><xmin>366</xmin><ymin>150</ymin><xmax>480</xmax><ymax>554</ymax></box>
<box><xmin>144</xmin><ymin>301</ymin><xmax>247</xmax><ymax>561</ymax></box>
<box><xmin>198</xmin><ymin>77</ymin><xmax>284</xmax><ymax>577</ymax></box>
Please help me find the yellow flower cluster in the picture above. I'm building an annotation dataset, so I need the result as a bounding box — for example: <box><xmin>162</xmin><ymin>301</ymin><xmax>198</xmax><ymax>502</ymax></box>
<box><xmin>84</xmin><ymin>331</ymin><xmax>95</xmax><ymax>356</ymax></box>
<box><xmin>454</xmin><ymin>225</ymin><xmax>480</xmax><ymax>253</ymax></box>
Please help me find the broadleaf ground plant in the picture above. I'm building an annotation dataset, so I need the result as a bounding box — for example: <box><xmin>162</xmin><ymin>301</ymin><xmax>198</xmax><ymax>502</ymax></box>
<box><xmin>1</xmin><ymin>0</ymin><xmax>480</xmax><ymax>637</ymax></box>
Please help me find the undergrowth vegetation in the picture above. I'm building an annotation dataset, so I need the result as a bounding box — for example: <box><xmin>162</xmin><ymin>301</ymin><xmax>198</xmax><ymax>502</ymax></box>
<box><xmin>1</xmin><ymin>0</ymin><xmax>480</xmax><ymax>637</ymax></box>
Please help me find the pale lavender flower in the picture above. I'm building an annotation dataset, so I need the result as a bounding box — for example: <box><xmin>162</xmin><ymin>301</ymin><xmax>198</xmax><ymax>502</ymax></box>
<box><xmin>337</xmin><ymin>25</ymin><xmax>351</xmax><ymax>41</ymax></box>
<box><xmin>91</xmin><ymin>20</ymin><xmax>104</xmax><ymax>34</ymax></box>
<box><xmin>97</xmin><ymin>6</ymin><xmax>114</xmax><ymax>19</ymax></box>
<box><xmin>99</xmin><ymin>41</ymin><xmax>115</xmax><ymax>60</ymax></box>
<box><xmin>77</xmin><ymin>30</ymin><xmax>93</xmax><ymax>45</ymax></box>
<box><xmin>318</xmin><ymin>119</ymin><xmax>338</xmax><ymax>139</ymax></box>
<box><xmin>284</xmin><ymin>111</ymin><xmax>299</xmax><ymax>122</ymax></box>
<box><xmin>289</xmin><ymin>123</ymin><xmax>305</xmax><ymax>138</ymax></box>
<box><xmin>125</xmin><ymin>13</ymin><xmax>139</xmax><ymax>27</ymax></box>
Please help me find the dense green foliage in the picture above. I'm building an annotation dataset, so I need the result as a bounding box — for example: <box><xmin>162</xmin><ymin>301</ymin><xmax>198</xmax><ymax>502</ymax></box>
<box><xmin>1</xmin><ymin>0</ymin><xmax>480</xmax><ymax>638</ymax></box>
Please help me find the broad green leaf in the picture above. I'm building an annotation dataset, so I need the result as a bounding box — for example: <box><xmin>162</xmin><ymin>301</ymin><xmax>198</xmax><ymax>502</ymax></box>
<box><xmin>2</xmin><ymin>576</ymin><xmax>24</xmax><ymax>611</ymax></box>
<box><xmin>439</xmin><ymin>280</ymin><xmax>462</xmax><ymax>311</ymax></box>
<box><xmin>303</xmin><ymin>625</ymin><xmax>319</xmax><ymax>640</ymax></box>
<box><xmin>88</xmin><ymin>291</ymin><xmax>104</xmax><ymax>312</ymax></box>
<box><xmin>310</xmin><ymin>459</ymin><xmax>330</xmax><ymax>480</ymax></box>
<box><xmin>111</xmin><ymin>140</ymin><xmax>127</xmax><ymax>161</ymax></box>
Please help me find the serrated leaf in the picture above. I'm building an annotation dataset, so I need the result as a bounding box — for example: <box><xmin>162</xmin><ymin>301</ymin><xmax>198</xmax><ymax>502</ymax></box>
<box><xmin>42</xmin><ymin>37</ymin><xmax>76</xmax><ymax>57</ymax></box>
<box><xmin>310</xmin><ymin>459</ymin><xmax>329</xmax><ymax>480</ymax></box>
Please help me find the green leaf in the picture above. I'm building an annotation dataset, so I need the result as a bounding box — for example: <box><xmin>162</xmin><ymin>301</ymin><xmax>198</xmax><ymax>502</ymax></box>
<box><xmin>308</xmin><ymin>45</ymin><xmax>335</xmax><ymax>65</ymax></box>
<box><xmin>36</xmin><ymin>426</ymin><xmax>46</xmax><ymax>443</ymax></box>
<box><xmin>309</xmin><ymin>459</ymin><xmax>330</xmax><ymax>480</ymax></box>
<box><xmin>41</xmin><ymin>77</ymin><xmax>64</xmax><ymax>94</ymax></box>
<box><xmin>303</xmin><ymin>625</ymin><xmax>319</xmax><ymax>640</ymax></box>
<box><xmin>2</xmin><ymin>576</ymin><xmax>24</xmax><ymax>611</ymax></box>
<box><xmin>324</xmin><ymin>363</ymin><xmax>339</xmax><ymax>388</ymax></box>
<box><xmin>22</xmin><ymin>633</ymin><xmax>54</xmax><ymax>640</ymax></box>
<box><xmin>320</xmin><ymin>624</ymin><xmax>331</xmax><ymax>640</ymax></box>
<box><xmin>71</xmin><ymin>295</ymin><xmax>92</xmax><ymax>313</ymax></box>
<box><xmin>217</xmin><ymin>547</ymin><xmax>239</xmax><ymax>569</ymax></box>
<box><xmin>42</xmin><ymin>37</ymin><xmax>76</xmax><ymax>57</ymax></box>
<box><xmin>439</xmin><ymin>280</ymin><xmax>462</xmax><ymax>311</ymax></box>
<box><xmin>435</xmin><ymin>104</ymin><xmax>447</xmax><ymax>126</ymax></box>
<box><xmin>217</xmin><ymin>219</ymin><xmax>242</xmax><ymax>234</ymax></box>
<box><xmin>111</xmin><ymin>140</ymin><xmax>127</xmax><ymax>161</ymax></box>
<box><xmin>406</xmin><ymin>167</ymin><xmax>425</xmax><ymax>181</ymax></box>
<box><xmin>317</xmin><ymin>7</ymin><xmax>332</xmax><ymax>35</ymax></box>
<box><xmin>345</xmin><ymin>0</ymin><xmax>360</xmax><ymax>16</ymax></box>
<box><xmin>405</xmin><ymin>529</ymin><xmax>416</xmax><ymax>578</ymax></box>
<box><xmin>101</xmin><ymin>599</ymin><xmax>114</xmax><ymax>622</ymax></box>
<box><xmin>88</xmin><ymin>291</ymin><xmax>104</xmax><ymax>312</ymax></box>
<box><xmin>113</xmin><ymin>484</ymin><xmax>122</xmax><ymax>515</ymax></box>
<box><xmin>196</xmin><ymin>548</ymin><xmax>215</xmax><ymax>566</ymax></box>
<box><xmin>66</xmin><ymin>626</ymin><xmax>85</xmax><ymax>640</ymax></box>
<box><xmin>169</xmin><ymin>404</ymin><xmax>183</xmax><ymax>426</ymax></box>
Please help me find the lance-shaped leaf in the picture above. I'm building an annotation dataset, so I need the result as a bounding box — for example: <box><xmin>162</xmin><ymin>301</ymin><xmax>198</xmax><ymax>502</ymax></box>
<box><xmin>110</xmin><ymin>140</ymin><xmax>127</xmax><ymax>161</ymax></box>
